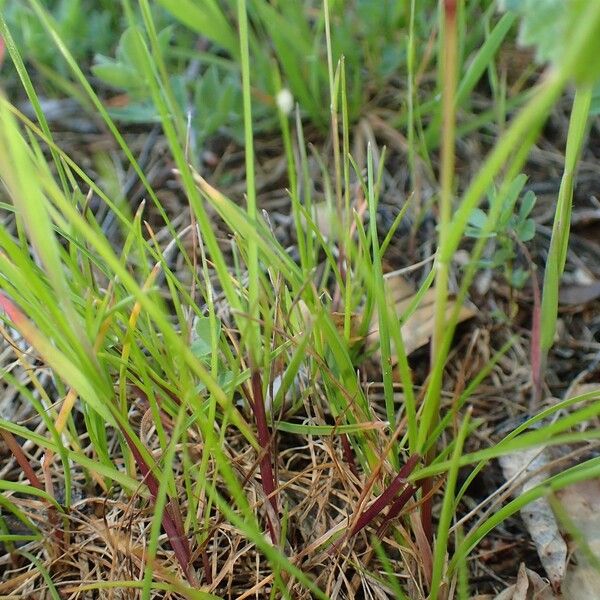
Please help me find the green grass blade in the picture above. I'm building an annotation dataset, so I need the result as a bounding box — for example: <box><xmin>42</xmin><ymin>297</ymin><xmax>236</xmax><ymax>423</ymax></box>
<box><xmin>430</xmin><ymin>408</ymin><xmax>471</xmax><ymax>599</ymax></box>
<box><xmin>540</xmin><ymin>85</ymin><xmax>592</xmax><ymax>352</ymax></box>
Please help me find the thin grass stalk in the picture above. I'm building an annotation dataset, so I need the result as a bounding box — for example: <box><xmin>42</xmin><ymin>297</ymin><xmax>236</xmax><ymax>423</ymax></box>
<box><xmin>431</xmin><ymin>0</ymin><xmax>458</xmax><ymax>410</ymax></box>
<box><xmin>274</xmin><ymin>69</ymin><xmax>307</xmax><ymax>274</ymax></box>
<box><xmin>379</xmin><ymin>196</ymin><xmax>415</xmax><ymax>258</ymax></box>
<box><xmin>339</xmin><ymin>58</ymin><xmax>354</xmax><ymax>343</ymax></box>
<box><xmin>0</xmin><ymin>480</ymin><xmax>61</xmax><ymax>513</ymax></box>
<box><xmin>386</xmin><ymin>313</ymin><xmax>418</xmax><ymax>455</ymax></box>
<box><xmin>372</xmin><ymin>537</ymin><xmax>411</xmax><ymax>600</ymax></box>
<box><xmin>121</xmin><ymin>426</ymin><xmax>194</xmax><ymax>585</ymax></box>
<box><xmin>422</xmin><ymin>0</ymin><xmax>459</xmax><ymax>544</ymax></box>
<box><xmin>192</xmin><ymin>239</ymin><xmax>221</xmax><ymax>553</ymax></box>
<box><xmin>527</xmin><ymin>245</ymin><xmax>543</xmax><ymax>406</ymax></box>
<box><xmin>455</xmin><ymin>525</ymin><xmax>469</xmax><ymax>600</ymax></box>
<box><xmin>423</xmin><ymin>133</ymin><xmax>544</xmax><ymax>449</ymax></box>
<box><xmin>355</xmin><ymin>147</ymin><xmax>418</xmax><ymax>452</ymax></box>
<box><xmin>427</xmin><ymin>426</ymin><xmax>600</xmax><ymax>474</ymax></box>
<box><xmin>424</xmin><ymin>10</ymin><xmax>517</xmax><ymax>148</ymax></box>
<box><xmin>323</xmin><ymin>0</ymin><xmax>343</xmax><ymax>229</ymax></box>
<box><xmin>18</xmin><ymin>550</ymin><xmax>62</xmax><ymax>600</ymax></box>
<box><xmin>237</xmin><ymin>0</ymin><xmax>261</xmax><ymax>365</ymax></box>
<box><xmin>119</xmin><ymin>263</ymin><xmax>161</xmax><ymax>477</ymax></box>
<box><xmin>367</xmin><ymin>145</ymin><xmax>395</xmax><ymax>431</ymax></box>
<box><xmin>295</xmin><ymin>107</ymin><xmax>315</xmax><ymax>267</ymax></box>
<box><xmin>138</xmin><ymin>0</ymin><xmax>187</xmax><ymax>143</ymax></box>
<box><xmin>406</xmin><ymin>0</ymin><xmax>419</xmax><ymax>209</ymax></box>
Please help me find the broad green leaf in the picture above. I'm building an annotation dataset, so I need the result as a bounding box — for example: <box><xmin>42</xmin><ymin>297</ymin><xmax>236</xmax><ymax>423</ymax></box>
<box><xmin>107</xmin><ymin>103</ymin><xmax>161</xmax><ymax>123</ymax></box>
<box><xmin>92</xmin><ymin>60</ymin><xmax>142</xmax><ymax>90</ymax></box>
<box><xmin>519</xmin><ymin>190</ymin><xmax>536</xmax><ymax>220</ymax></box>
<box><xmin>116</xmin><ymin>27</ymin><xmax>140</xmax><ymax>65</ymax></box>
<box><xmin>510</xmin><ymin>267</ymin><xmax>529</xmax><ymax>288</ymax></box>
<box><xmin>500</xmin><ymin>0</ymin><xmax>600</xmax><ymax>85</ymax></box>
<box><xmin>467</xmin><ymin>208</ymin><xmax>487</xmax><ymax>230</ymax></box>
<box><xmin>497</xmin><ymin>174</ymin><xmax>527</xmax><ymax>228</ymax></box>
<box><xmin>499</xmin><ymin>0</ymin><xmax>566</xmax><ymax>65</ymax></box>
<box><xmin>516</xmin><ymin>218</ymin><xmax>535</xmax><ymax>242</ymax></box>
<box><xmin>155</xmin><ymin>0</ymin><xmax>238</xmax><ymax>58</ymax></box>
<box><xmin>191</xmin><ymin>316</ymin><xmax>220</xmax><ymax>359</ymax></box>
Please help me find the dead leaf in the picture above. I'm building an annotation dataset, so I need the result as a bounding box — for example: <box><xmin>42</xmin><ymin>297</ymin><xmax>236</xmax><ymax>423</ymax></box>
<box><xmin>409</xmin><ymin>510</ymin><xmax>433</xmax><ymax>586</ymax></box>
<box><xmin>494</xmin><ymin>563</ymin><xmax>557</xmax><ymax>600</ymax></box>
<box><xmin>105</xmin><ymin>93</ymin><xmax>131</xmax><ymax>108</ymax></box>
<box><xmin>499</xmin><ymin>449</ymin><xmax>567</xmax><ymax>591</ymax></box>
<box><xmin>499</xmin><ymin>43</ymin><xmax>537</xmax><ymax>86</ymax></box>
<box><xmin>309</xmin><ymin>202</ymin><xmax>336</xmax><ymax>239</ymax></box>
<box><xmin>368</xmin><ymin>272</ymin><xmax>477</xmax><ymax>358</ymax></box>
<box><xmin>561</xmin><ymin>383</ymin><xmax>600</xmax><ymax>430</ymax></box>
<box><xmin>330</xmin><ymin>311</ymin><xmax>363</xmax><ymax>345</ymax></box>
<box><xmin>557</xmin><ymin>480</ymin><xmax>600</xmax><ymax>600</ymax></box>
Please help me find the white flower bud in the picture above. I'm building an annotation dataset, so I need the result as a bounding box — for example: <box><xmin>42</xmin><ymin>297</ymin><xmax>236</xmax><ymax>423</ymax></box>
<box><xmin>276</xmin><ymin>88</ymin><xmax>294</xmax><ymax>115</ymax></box>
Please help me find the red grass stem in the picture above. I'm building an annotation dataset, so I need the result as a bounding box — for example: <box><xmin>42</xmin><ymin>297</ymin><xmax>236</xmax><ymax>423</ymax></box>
<box><xmin>250</xmin><ymin>370</ymin><xmax>279</xmax><ymax>543</ymax></box>
<box><xmin>120</xmin><ymin>428</ymin><xmax>196</xmax><ymax>584</ymax></box>
<box><xmin>350</xmin><ymin>453</ymin><xmax>420</xmax><ymax>537</ymax></box>
<box><xmin>341</xmin><ymin>434</ymin><xmax>359</xmax><ymax>478</ymax></box>
<box><xmin>0</xmin><ymin>428</ymin><xmax>43</xmax><ymax>490</ymax></box>
<box><xmin>377</xmin><ymin>484</ymin><xmax>418</xmax><ymax>539</ymax></box>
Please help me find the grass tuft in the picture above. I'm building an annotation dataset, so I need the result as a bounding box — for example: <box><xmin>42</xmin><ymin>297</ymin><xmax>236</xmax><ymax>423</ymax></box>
<box><xmin>1</xmin><ymin>1</ymin><xmax>600</xmax><ymax>597</ymax></box>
